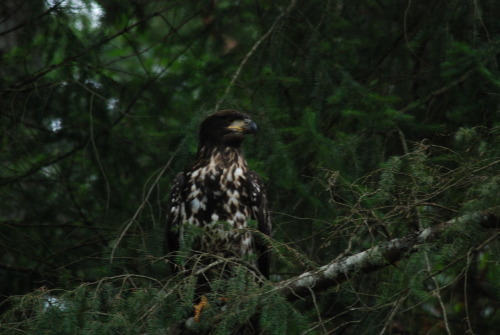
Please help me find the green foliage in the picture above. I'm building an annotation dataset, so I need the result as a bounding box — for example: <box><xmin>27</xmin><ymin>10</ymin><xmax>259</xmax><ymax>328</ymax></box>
<box><xmin>1</xmin><ymin>0</ymin><xmax>500</xmax><ymax>333</ymax></box>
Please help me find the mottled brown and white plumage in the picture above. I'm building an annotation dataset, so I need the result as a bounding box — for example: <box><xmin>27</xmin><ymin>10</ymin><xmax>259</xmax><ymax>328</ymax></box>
<box><xmin>165</xmin><ymin>110</ymin><xmax>271</xmax><ymax>278</ymax></box>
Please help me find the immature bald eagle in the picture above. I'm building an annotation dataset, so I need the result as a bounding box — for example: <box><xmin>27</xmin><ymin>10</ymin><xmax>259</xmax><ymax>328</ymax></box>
<box><xmin>165</xmin><ymin>110</ymin><xmax>271</xmax><ymax>279</ymax></box>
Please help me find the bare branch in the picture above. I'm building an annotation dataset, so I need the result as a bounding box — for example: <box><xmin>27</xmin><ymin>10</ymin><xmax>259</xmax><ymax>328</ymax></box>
<box><xmin>215</xmin><ymin>0</ymin><xmax>298</xmax><ymax>110</ymax></box>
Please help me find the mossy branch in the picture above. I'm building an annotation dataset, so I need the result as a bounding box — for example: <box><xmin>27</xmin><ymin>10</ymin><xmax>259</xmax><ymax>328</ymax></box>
<box><xmin>276</xmin><ymin>212</ymin><xmax>499</xmax><ymax>300</ymax></box>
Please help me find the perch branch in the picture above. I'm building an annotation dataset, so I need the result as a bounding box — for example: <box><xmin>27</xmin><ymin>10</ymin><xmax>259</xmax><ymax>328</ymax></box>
<box><xmin>275</xmin><ymin>212</ymin><xmax>499</xmax><ymax>300</ymax></box>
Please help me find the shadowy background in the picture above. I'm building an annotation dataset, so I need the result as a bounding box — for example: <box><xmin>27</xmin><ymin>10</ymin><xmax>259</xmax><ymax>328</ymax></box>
<box><xmin>1</xmin><ymin>1</ymin><xmax>499</xmax><ymax>333</ymax></box>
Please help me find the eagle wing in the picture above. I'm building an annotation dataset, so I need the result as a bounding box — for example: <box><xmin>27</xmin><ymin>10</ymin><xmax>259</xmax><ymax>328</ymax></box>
<box><xmin>165</xmin><ymin>171</ymin><xmax>185</xmax><ymax>265</ymax></box>
<box><xmin>247</xmin><ymin>171</ymin><xmax>272</xmax><ymax>278</ymax></box>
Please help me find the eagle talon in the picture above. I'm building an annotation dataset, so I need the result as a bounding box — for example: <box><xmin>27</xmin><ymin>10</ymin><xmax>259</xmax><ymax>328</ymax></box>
<box><xmin>193</xmin><ymin>295</ymin><xmax>208</xmax><ymax>322</ymax></box>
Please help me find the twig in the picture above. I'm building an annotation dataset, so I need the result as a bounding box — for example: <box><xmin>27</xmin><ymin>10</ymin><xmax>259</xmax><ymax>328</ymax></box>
<box><xmin>378</xmin><ymin>291</ymin><xmax>409</xmax><ymax>335</ymax></box>
<box><xmin>308</xmin><ymin>286</ymin><xmax>328</xmax><ymax>334</ymax></box>
<box><xmin>425</xmin><ymin>252</ymin><xmax>452</xmax><ymax>335</ymax></box>
<box><xmin>215</xmin><ymin>0</ymin><xmax>297</xmax><ymax>110</ymax></box>
<box><xmin>0</xmin><ymin>75</ymin><xmax>152</xmax><ymax>187</ymax></box>
<box><xmin>110</xmin><ymin>141</ymin><xmax>184</xmax><ymax>262</ymax></box>
<box><xmin>463</xmin><ymin>250</ymin><xmax>476</xmax><ymax>335</ymax></box>
<box><xmin>399</xmin><ymin>70</ymin><xmax>474</xmax><ymax>114</ymax></box>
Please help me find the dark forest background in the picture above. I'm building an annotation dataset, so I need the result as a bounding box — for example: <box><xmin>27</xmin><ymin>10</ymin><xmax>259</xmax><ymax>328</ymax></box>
<box><xmin>1</xmin><ymin>0</ymin><xmax>499</xmax><ymax>334</ymax></box>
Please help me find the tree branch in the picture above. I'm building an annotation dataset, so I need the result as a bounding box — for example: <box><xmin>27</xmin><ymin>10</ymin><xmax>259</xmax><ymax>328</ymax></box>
<box><xmin>4</xmin><ymin>2</ymin><xmax>183</xmax><ymax>91</ymax></box>
<box><xmin>276</xmin><ymin>212</ymin><xmax>499</xmax><ymax>301</ymax></box>
<box><xmin>215</xmin><ymin>0</ymin><xmax>297</xmax><ymax>110</ymax></box>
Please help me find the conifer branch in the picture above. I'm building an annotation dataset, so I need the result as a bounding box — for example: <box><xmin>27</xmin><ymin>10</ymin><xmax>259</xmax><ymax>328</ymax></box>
<box><xmin>276</xmin><ymin>212</ymin><xmax>499</xmax><ymax>301</ymax></box>
<box><xmin>0</xmin><ymin>74</ymin><xmax>152</xmax><ymax>187</ymax></box>
<box><xmin>215</xmin><ymin>0</ymin><xmax>297</xmax><ymax>110</ymax></box>
<box><xmin>4</xmin><ymin>1</ymin><xmax>188</xmax><ymax>91</ymax></box>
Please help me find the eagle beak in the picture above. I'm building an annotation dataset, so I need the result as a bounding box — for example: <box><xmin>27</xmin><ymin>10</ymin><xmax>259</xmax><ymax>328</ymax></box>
<box><xmin>227</xmin><ymin>119</ymin><xmax>257</xmax><ymax>134</ymax></box>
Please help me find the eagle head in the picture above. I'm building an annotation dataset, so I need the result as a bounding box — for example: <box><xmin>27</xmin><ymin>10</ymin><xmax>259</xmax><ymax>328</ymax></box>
<box><xmin>199</xmin><ymin>110</ymin><xmax>257</xmax><ymax>147</ymax></box>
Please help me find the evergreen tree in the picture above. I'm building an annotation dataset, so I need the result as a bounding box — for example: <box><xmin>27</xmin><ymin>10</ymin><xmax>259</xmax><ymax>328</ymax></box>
<box><xmin>1</xmin><ymin>0</ymin><xmax>499</xmax><ymax>333</ymax></box>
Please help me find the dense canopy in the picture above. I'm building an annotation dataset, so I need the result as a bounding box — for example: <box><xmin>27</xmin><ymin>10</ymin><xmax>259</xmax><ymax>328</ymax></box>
<box><xmin>0</xmin><ymin>1</ymin><xmax>499</xmax><ymax>334</ymax></box>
